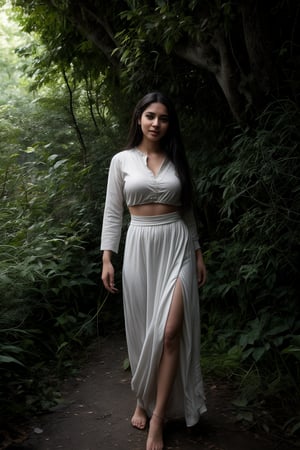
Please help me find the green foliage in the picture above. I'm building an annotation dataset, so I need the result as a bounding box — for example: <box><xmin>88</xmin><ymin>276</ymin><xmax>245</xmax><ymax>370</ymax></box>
<box><xmin>10</xmin><ymin>0</ymin><xmax>300</xmax><ymax>122</ymax></box>
<box><xmin>0</xmin><ymin>140</ymin><xmax>97</xmax><ymax>416</ymax></box>
<box><xmin>0</xmin><ymin>11</ymin><xmax>122</xmax><ymax>420</ymax></box>
<box><xmin>198</xmin><ymin>100</ymin><xmax>300</xmax><ymax>435</ymax></box>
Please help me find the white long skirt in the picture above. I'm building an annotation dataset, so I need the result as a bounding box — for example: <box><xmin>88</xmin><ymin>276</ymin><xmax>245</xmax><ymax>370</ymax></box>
<box><xmin>122</xmin><ymin>212</ymin><xmax>206</xmax><ymax>427</ymax></box>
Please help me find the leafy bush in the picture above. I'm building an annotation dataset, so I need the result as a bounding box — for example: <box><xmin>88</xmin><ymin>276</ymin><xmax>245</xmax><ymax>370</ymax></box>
<box><xmin>0</xmin><ymin>144</ymin><xmax>93</xmax><ymax>416</ymax></box>
<box><xmin>0</xmin><ymin>59</ymin><xmax>122</xmax><ymax>419</ymax></box>
<box><xmin>198</xmin><ymin>100</ymin><xmax>300</xmax><ymax>434</ymax></box>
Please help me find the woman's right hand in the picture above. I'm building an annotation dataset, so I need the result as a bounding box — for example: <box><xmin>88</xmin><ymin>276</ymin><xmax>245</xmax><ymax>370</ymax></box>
<box><xmin>101</xmin><ymin>251</ymin><xmax>119</xmax><ymax>293</ymax></box>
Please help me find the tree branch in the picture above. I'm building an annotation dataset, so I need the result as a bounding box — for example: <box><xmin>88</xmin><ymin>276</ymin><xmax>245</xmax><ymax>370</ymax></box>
<box><xmin>240</xmin><ymin>0</ymin><xmax>274</xmax><ymax>95</ymax></box>
<box><xmin>175</xmin><ymin>31</ymin><xmax>245</xmax><ymax>122</ymax></box>
<box><xmin>62</xmin><ymin>69</ymin><xmax>88</xmax><ymax>166</ymax></box>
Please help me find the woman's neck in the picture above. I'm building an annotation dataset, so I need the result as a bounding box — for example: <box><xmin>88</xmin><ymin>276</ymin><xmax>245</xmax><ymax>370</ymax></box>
<box><xmin>137</xmin><ymin>141</ymin><xmax>163</xmax><ymax>154</ymax></box>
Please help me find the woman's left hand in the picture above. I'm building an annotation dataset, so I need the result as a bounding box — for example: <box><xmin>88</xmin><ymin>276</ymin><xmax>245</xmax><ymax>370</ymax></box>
<box><xmin>195</xmin><ymin>249</ymin><xmax>207</xmax><ymax>287</ymax></box>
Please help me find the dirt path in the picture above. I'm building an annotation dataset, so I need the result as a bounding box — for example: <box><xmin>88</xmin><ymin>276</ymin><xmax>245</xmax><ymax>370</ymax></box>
<box><xmin>18</xmin><ymin>334</ymin><xmax>291</xmax><ymax>450</ymax></box>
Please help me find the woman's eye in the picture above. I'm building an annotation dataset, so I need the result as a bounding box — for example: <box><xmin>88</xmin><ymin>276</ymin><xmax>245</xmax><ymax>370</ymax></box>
<box><xmin>145</xmin><ymin>114</ymin><xmax>168</xmax><ymax>122</ymax></box>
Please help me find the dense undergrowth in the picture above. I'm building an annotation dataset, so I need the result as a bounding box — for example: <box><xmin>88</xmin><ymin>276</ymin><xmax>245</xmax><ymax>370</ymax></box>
<box><xmin>196</xmin><ymin>101</ymin><xmax>300</xmax><ymax>440</ymax></box>
<box><xmin>0</xmin><ymin>56</ymin><xmax>123</xmax><ymax>421</ymax></box>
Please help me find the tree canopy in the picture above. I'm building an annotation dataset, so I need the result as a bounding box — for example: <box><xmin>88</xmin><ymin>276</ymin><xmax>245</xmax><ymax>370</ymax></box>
<box><xmin>12</xmin><ymin>0</ymin><xmax>300</xmax><ymax>122</ymax></box>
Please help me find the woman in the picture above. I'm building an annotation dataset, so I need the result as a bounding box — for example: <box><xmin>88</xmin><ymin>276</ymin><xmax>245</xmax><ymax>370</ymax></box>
<box><xmin>101</xmin><ymin>92</ymin><xmax>207</xmax><ymax>450</ymax></box>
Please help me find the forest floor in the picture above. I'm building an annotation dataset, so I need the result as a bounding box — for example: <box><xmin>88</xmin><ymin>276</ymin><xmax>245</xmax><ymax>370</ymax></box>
<box><xmin>3</xmin><ymin>333</ymin><xmax>298</xmax><ymax>450</ymax></box>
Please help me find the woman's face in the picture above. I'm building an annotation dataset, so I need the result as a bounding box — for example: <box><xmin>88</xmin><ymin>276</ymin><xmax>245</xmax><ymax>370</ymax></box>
<box><xmin>139</xmin><ymin>102</ymin><xmax>169</xmax><ymax>143</ymax></box>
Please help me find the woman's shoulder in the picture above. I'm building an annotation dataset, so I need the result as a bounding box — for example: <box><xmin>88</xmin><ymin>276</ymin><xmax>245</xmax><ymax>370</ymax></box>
<box><xmin>111</xmin><ymin>148</ymin><xmax>136</xmax><ymax>163</ymax></box>
<box><xmin>112</xmin><ymin>148</ymin><xmax>135</xmax><ymax>160</ymax></box>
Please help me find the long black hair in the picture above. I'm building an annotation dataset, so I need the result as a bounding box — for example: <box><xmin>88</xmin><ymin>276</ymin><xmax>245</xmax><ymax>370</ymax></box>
<box><xmin>125</xmin><ymin>92</ymin><xmax>194</xmax><ymax>209</ymax></box>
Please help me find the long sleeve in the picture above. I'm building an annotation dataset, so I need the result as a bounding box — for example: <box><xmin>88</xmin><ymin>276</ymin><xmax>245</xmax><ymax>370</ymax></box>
<box><xmin>100</xmin><ymin>155</ymin><xmax>124</xmax><ymax>254</ymax></box>
<box><xmin>182</xmin><ymin>207</ymin><xmax>201</xmax><ymax>251</ymax></box>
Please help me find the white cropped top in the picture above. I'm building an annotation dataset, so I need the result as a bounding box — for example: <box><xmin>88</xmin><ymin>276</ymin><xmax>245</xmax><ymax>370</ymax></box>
<box><xmin>100</xmin><ymin>148</ymin><xmax>201</xmax><ymax>253</ymax></box>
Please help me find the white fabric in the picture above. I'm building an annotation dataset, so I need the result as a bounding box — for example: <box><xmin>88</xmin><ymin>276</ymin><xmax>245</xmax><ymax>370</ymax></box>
<box><xmin>122</xmin><ymin>212</ymin><xmax>206</xmax><ymax>426</ymax></box>
<box><xmin>100</xmin><ymin>148</ymin><xmax>200</xmax><ymax>253</ymax></box>
<box><xmin>107</xmin><ymin>148</ymin><xmax>182</xmax><ymax>207</ymax></box>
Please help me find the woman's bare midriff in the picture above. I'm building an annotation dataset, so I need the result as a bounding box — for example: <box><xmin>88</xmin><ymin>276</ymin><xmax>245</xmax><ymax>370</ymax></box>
<box><xmin>129</xmin><ymin>203</ymin><xmax>179</xmax><ymax>216</ymax></box>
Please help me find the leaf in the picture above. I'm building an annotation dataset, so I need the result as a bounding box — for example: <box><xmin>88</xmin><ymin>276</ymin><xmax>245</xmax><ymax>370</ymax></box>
<box><xmin>0</xmin><ymin>344</ymin><xmax>24</xmax><ymax>353</ymax></box>
<box><xmin>53</xmin><ymin>159</ymin><xmax>68</xmax><ymax>169</ymax></box>
<box><xmin>241</xmin><ymin>347</ymin><xmax>254</xmax><ymax>360</ymax></box>
<box><xmin>56</xmin><ymin>342</ymin><xmax>69</xmax><ymax>353</ymax></box>
<box><xmin>236</xmin><ymin>411</ymin><xmax>254</xmax><ymax>423</ymax></box>
<box><xmin>232</xmin><ymin>397</ymin><xmax>248</xmax><ymax>408</ymax></box>
<box><xmin>23</xmin><ymin>146</ymin><xmax>35</xmax><ymax>153</ymax></box>
<box><xmin>0</xmin><ymin>355</ymin><xmax>24</xmax><ymax>366</ymax></box>
<box><xmin>123</xmin><ymin>357</ymin><xmax>130</xmax><ymax>371</ymax></box>
<box><xmin>48</xmin><ymin>153</ymin><xmax>59</xmax><ymax>161</ymax></box>
<box><xmin>265</xmin><ymin>323</ymin><xmax>290</xmax><ymax>336</ymax></box>
<box><xmin>281</xmin><ymin>346</ymin><xmax>300</xmax><ymax>359</ymax></box>
<box><xmin>252</xmin><ymin>346</ymin><xmax>266</xmax><ymax>362</ymax></box>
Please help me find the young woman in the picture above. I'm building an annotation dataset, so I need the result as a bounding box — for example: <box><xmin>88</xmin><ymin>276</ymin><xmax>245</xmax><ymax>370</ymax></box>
<box><xmin>101</xmin><ymin>92</ymin><xmax>207</xmax><ymax>450</ymax></box>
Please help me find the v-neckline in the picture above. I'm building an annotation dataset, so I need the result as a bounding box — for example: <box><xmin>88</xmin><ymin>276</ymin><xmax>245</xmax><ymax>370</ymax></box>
<box><xmin>135</xmin><ymin>148</ymin><xmax>166</xmax><ymax>177</ymax></box>
<box><xmin>149</xmin><ymin>158</ymin><xmax>166</xmax><ymax>176</ymax></box>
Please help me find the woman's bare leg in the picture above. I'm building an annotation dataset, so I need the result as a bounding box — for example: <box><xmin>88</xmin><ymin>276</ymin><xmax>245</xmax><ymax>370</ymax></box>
<box><xmin>146</xmin><ymin>279</ymin><xmax>184</xmax><ymax>450</ymax></box>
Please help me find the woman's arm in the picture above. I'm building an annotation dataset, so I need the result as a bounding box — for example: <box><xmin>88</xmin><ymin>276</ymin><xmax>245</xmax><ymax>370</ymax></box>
<box><xmin>100</xmin><ymin>154</ymin><xmax>124</xmax><ymax>293</ymax></box>
<box><xmin>195</xmin><ymin>248</ymin><xmax>207</xmax><ymax>287</ymax></box>
<box><xmin>101</xmin><ymin>250</ymin><xmax>119</xmax><ymax>293</ymax></box>
<box><xmin>182</xmin><ymin>207</ymin><xmax>207</xmax><ymax>287</ymax></box>
<box><xmin>100</xmin><ymin>154</ymin><xmax>124</xmax><ymax>254</ymax></box>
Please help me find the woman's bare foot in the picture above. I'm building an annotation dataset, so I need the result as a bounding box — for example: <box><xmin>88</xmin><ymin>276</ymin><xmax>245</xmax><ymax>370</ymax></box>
<box><xmin>146</xmin><ymin>413</ymin><xmax>164</xmax><ymax>450</ymax></box>
<box><xmin>131</xmin><ymin>404</ymin><xmax>148</xmax><ymax>430</ymax></box>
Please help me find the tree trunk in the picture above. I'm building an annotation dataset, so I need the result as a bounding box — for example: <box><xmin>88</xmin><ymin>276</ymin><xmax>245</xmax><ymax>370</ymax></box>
<box><xmin>175</xmin><ymin>30</ymin><xmax>246</xmax><ymax>122</ymax></box>
<box><xmin>240</xmin><ymin>0</ymin><xmax>275</xmax><ymax>104</ymax></box>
